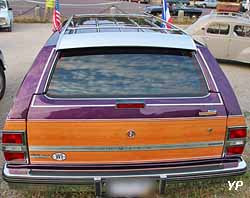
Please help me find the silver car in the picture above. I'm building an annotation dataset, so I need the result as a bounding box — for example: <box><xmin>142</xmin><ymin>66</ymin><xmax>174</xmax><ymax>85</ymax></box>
<box><xmin>0</xmin><ymin>0</ymin><xmax>13</xmax><ymax>32</ymax></box>
<box><xmin>195</xmin><ymin>0</ymin><xmax>217</xmax><ymax>8</ymax></box>
<box><xmin>186</xmin><ymin>12</ymin><xmax>250</xmax><ymax>64</ymax></box>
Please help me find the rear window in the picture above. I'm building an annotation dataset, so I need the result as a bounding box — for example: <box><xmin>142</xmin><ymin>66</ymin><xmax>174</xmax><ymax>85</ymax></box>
<box><xmin>234</xmin><ymin>25</ymin><xmax>250</xmax><ymax>38</ymax></box>
<box><xmin>46</xmin><ymin>47</ymin><xmax>208</xmax><ymax>98</ymax></box>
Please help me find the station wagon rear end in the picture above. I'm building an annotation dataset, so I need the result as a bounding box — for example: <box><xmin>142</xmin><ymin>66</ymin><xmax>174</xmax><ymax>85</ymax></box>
<box><xmin>0</xmin><ymin>14</ymin><xmax>248</xmax><ymax>196</ymax></box>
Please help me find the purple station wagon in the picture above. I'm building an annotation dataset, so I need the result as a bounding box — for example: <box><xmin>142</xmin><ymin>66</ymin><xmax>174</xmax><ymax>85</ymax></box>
<box><xmin>0</xmin><ymin>14</ymin><xmax>248</xmax><ymax>196</ymax></box>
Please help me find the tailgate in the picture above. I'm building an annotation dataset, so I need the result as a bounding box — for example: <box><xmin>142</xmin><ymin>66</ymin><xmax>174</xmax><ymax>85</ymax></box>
<box><xmin>26</xmin><ymin>47</ymin><xmax>227</xmax><ymax>164</ymax></box>
<box><xmin>27</xmin><ymin>93</ymin><xmax>227</xmax><ymax>164</ymax></box>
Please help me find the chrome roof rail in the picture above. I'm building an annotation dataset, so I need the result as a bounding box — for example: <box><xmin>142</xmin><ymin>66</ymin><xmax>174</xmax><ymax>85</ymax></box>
<box><xmin>60</xmin><ymin>13</ymin><xmax>187</xmax><ymax>35</ymax></box>
<box><xmin>55</xmin><ymin>14</ymin><xmax>197</xmax><ymax>51</ymax></box>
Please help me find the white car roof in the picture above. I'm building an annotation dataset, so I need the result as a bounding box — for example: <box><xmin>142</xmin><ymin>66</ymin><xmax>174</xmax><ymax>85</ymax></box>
<box><xmin>57</xmin><ymin>32</ymin><xmax>197</xmax><ymax>51</ymax></box>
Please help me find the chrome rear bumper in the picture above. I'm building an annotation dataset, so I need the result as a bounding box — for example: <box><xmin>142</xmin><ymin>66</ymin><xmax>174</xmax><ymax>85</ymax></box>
<box><xmin>2</xmin><ymin>157</ymin><xmax>247</xmax><ymax>195</ymax></box>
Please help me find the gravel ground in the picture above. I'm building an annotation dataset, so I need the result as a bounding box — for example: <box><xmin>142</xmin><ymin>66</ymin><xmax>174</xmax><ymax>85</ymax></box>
<box><xmin>0</xmin><ymin>23</ymin><xmax>249</xmax><ymax>197</ymax></box>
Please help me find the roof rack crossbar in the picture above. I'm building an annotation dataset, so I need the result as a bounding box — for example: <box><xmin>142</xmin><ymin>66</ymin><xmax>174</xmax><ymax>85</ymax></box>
<box><xmin>95</xmin><ymin>18</ymin><xmax>100</xmax><ymax>33</ymax></box>
<box><xmin>112</xmin><ymin>17</ymin><xmax>122</xmax><ymax>32</ymax></box>
<box><xmin>57</xmin><ymin>14</ymin><xmax>189</xmax><ymax>47</ymax></box>
<box><xmin>66</xmin><ymin>26</ymin><xmax>181</xmax><ymax>31</ymax></box>
<box><xmin>127</xmin><ymin>16</ymin><xmax>144</xmax><ymax>32</ymax></box>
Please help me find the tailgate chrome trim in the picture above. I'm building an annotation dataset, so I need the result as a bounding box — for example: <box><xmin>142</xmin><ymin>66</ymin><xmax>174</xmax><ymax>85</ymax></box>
<box><xmin>29</xmin><ymin>141</ymin><xmax>224</xmax><ymax>152</ymax></box>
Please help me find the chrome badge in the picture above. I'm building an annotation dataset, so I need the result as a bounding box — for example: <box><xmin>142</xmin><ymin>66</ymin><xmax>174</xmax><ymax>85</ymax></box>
<box><xmin>127</xmin><ymin>130</ymin><xmax>136</xmax><ymax>138</ymax></box>
<box><xmin>52</xmin><ymin>153</ymin><xmax>66</xmax><ymax>161</ymax></box>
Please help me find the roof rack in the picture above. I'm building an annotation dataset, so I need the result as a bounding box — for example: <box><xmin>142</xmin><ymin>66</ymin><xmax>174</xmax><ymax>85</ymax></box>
<box><xmin>210</xmin><ymin>11</ymin><xmax>250</xmax><ymax>20</ymax></box>
<box><xmin>60</xmin><ymin>14</ymin><xmax>187</xmax><ymax>35</ymax></box>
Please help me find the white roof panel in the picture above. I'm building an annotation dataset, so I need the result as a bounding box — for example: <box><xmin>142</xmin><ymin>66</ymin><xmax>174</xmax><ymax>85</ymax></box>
<box><xmin>56</xmin><ymin>32</ymin><xmax>197</xmax><ymax>51</ymax></box>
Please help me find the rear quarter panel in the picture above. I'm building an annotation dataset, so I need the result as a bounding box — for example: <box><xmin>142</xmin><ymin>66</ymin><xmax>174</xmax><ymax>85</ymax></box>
<box><xmin>197</xmin><ymin>46</ymin><xmax>242</xmax><ymax>116</ymax></box>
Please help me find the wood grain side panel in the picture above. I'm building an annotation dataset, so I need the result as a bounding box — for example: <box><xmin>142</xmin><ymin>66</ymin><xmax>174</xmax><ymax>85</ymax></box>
<box><xmin>27</xmin><ymin>118</ymin><xmax>227</xmax><ymax>146</ymax></box>
<box><xmin>3</xmin><ymin>120</ymin><xmax>26</xmax><ymax>131</ymax></box>
<box><xmin>29</xmin><ymin>146</ymin><xmax>223</xmax><ymax>164</ymax></box>
<box><xmin>227</xmin><ymin>116</ymin><xmax>247</xmax><ymax>127</ymax></box>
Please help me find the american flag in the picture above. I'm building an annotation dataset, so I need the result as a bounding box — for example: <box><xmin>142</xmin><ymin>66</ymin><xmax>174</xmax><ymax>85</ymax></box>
<box><xmin>162</xmin><ymin>0</ymin><xmax>173</xmax><ymax>28</ymax></box>
<box><xmin>53</xmin><ymin>0</ymin><xmax>62</xmax><ymax>32</ymax></box>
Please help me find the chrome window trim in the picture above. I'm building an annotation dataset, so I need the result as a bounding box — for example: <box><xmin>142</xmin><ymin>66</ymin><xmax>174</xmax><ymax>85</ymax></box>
<box><xmin>42</xmin><ymin>51</ymin><xmax>59</xmax><ymax>94</ymax></box>
<box><xmin>31</xmin><ymin>101</ymin><xmax>224</xmax><ymax>108</ymax></box>
<box><xmin>197</xmin><ymin>48</ymin><xmax>219</xmax><ymax>92</ymax></box>
<box><xmin>41</xmin><ymin>49</ymin><xmax>211</xmax><ymax>101</ymax></box>
<box><xmin>43</xmin><ymin>92</ymin><xmax>212</xmax><ymax>101</ymax></box>
<box><xmin>194</xmin><ymin>53</ymin><xmax>211</xmax><ymax>91</ymax></box>
<box><xmin>35</xmin><ymin>48</ymin><xmax>56</xmax><ymax>93</ymax></box>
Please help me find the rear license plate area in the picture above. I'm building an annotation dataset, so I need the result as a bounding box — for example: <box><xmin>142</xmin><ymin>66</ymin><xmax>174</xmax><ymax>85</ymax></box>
<box><xmin>106</xmin><ymin>178</ymin><xmax>156</xmax><ymax>197</ymax></box>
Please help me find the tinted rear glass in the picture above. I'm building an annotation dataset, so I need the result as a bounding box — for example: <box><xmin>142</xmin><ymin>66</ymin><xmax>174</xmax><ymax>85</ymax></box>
<box><xmin>46</xmin><ymin>48</ymin><xmax>208</xmax><ymax>98</ymax></box>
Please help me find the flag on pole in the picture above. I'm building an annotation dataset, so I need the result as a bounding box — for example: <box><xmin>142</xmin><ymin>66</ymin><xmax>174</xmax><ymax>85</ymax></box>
<box><xmin>53</xmin><ymin>0</ymin><xmax>62</xmax><ymax>32</ymax></box>
<box><xmin>162</xmin><ymin>0</ymin><xmax>173</xmax><ymax>28</ymax></box>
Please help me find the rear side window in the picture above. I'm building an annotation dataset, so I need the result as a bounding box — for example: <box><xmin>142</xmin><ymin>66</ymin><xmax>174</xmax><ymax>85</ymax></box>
<box><xmin>234</xmin><ymin>25</ymin><xmax>250</xmax><ymax>38</ymax></box>
<box><xmin>207</xmin><ymin>23</ymin><xmax>230</xmax><ymax>35</ymax></box>
<box><xmin>46</xmin><ymin>47</ymin><xmax>208</xmax><ymax>98</ymax></box>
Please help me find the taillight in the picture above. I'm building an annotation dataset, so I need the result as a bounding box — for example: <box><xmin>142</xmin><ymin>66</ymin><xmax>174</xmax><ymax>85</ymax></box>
<box><xmin>229</xmin><ymin>128</ymin><xmax>247</xmax><ymax>139</ymax></box>
<box><xmin>2</xmin><ymin>133</ymin><xmax>23</xmax><ymax>144</ymax></box>
<box><xmin>225</xmin><ymin>127</ymin><xmax>248</xmax><ymax>157</ymax></box>
<box><xmin>4</xmin><ymin>152</ymin><xmax>25</xmax><ymax>161</ymax></box>
<box><xmin>226</xmin><ymin>146</ymin><xmax>245</xmax><ymax>155</ymax></box>
<box><xmin>1</xmin><ymin>131</ymin><xmax>27</xmax><ymax>164</ymax></box>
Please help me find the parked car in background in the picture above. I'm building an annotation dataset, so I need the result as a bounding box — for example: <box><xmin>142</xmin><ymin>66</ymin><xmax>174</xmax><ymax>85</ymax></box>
<box><xmin>130</xmin><ymin>0</ymin><xmax>150</xmax><ymax>3</ymax></box>
<box><xmin>0</xmin><ymin>49</ymin><xmax>6</xmax><ymax>99</ymax></box>
<box><xmin>144</xmin><ymin>5</ymin><xmax>202</xmax><ymax>18</ymax></box>
<box><xmin>186</xmin><ymin>12</ymin><xmax>250</xmax><ymax>63</ymax></box>
<box><xmin>0</xmin><ymin>0</ymin><xmax>13</xmax><ymax>32</ymax></box>
<box><xmin>168</xmin><ymin>0</ymin><xmax>190</xmax><ymax>6</ymax></box>
<box><xmin>195</xmin><ymin>0</ymin><xmax>217</xmax><ymax>8</ymax></box>
<box><xmin>1</xmin><ymin>14</ymin><xmax>247</xmax><ymax>196</ymax></box>
<box><xmin>144</xmin><ymin>6</ymin><xmax>163</xmax><ymax>15</ymax></box>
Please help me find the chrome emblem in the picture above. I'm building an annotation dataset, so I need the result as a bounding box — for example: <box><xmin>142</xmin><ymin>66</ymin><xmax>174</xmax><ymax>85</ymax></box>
<box><xmin>127</xmin><ymin>130</ymin><xmax>136</xmax><ymax>138</ymax></box>
<box><xmin>52</xmin><ymin>153</ymin><xmax>66</xmax><ymax>161</ymax></box>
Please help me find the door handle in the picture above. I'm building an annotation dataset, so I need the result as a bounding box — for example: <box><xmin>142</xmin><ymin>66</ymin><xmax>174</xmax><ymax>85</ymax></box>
<box><xmin>199</xmin><ymin>110</ymin><xmax>217</xmax><ymax>117</ymax></box>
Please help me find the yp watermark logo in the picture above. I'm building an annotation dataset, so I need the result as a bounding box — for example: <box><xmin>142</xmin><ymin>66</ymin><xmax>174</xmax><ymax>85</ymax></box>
<box><xmin>228</xmin><ymin>180</ymin><xmax>244</xmax><ymax>191</ymax></box>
